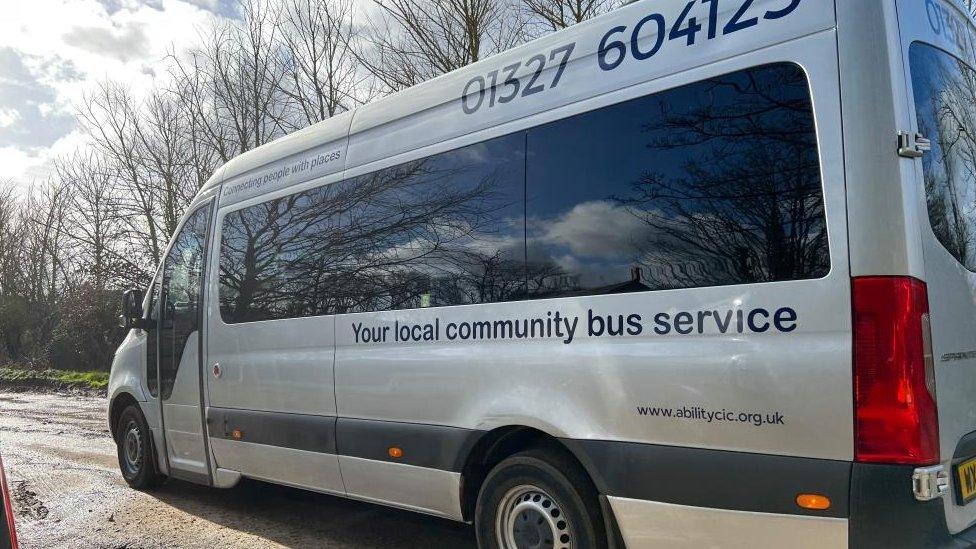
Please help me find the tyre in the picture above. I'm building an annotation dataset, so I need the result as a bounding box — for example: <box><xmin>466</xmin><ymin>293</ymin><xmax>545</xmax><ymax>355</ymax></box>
<box><xmin>475</xmin><ymin>447</ymin><xmax>606</xmax><ymax>549</ymax></box>
<box><xmin>115</xmin><ymin>404</ymin><xmax>164</xmax><ymax>489</ymax></box>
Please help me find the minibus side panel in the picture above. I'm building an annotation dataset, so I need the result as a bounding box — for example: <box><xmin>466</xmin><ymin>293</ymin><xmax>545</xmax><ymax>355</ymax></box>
<box><xmin>195</xmin><ymin>0</ymin><xmax>853</xmax><ymax>538</ymax></box>
<box><xmin>334</xmin><ymin>24</ymin><xmax>852</xmax><ymax>524</ymax></box>
<box><xmin>839</xmin><ymin>0</ymin><xmax>926</xmax><ymax>281</ymax></box>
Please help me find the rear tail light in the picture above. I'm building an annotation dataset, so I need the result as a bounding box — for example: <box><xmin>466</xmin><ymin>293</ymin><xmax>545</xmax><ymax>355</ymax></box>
<box><xmin>853</xmin><ymin>276</ymin><xmax>939</xmax><ymax>465</ymax></box>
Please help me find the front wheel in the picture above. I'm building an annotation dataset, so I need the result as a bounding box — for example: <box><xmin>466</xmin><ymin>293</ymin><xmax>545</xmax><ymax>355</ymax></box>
<box><xmin>115</xmin><ymin>404</ymin><xmax>164</xmax><ymax>489</ymax></box>
<box><xmin>475</xmin><ymin>447</ymin><xmax>606</xmax><ymax>549</ymax></box>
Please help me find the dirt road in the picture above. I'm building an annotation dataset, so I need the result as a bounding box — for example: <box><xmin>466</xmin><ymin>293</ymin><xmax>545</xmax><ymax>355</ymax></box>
<box><xmin>0</xmin><ymin>391</ymin><xmax>477</xmax><ymax>548</ymax></box>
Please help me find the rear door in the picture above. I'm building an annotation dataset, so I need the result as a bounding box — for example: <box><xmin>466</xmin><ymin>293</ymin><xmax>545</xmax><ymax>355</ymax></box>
<box><xmin>899</xmin><ymin>0</ymin><xmax>976</xmax><ymax>533</ymax></box>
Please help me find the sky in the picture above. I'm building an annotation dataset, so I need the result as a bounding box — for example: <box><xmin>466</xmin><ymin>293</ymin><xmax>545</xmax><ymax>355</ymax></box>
<box><xmin>0</xmin><ymin>0</ymin><xmax>241</xmax><ymax>193</ymax></box>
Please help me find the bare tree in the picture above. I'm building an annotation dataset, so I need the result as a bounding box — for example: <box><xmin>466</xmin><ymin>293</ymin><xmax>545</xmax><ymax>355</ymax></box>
<box><xmin>0</xmin><ymin>183</ymin><xmax>21</xmax><ymax>299</ymax></box>
<box><xmin>358</xmin><ymin>0</ymin><xmax>528</xmax><ymax>92</ymax></box>
<box><xmin>278</xmin><ymin>0</ymin><xmax>364</xmax><ymax>126</ymax></box>
<box><xmin>522</xmin><ymin>0</ymin><xmax>615</xmax><ymax>35</ymax></box>
<box><xmin>55</xmin><ymin>152</ymin><xmax>125</xmax><ymax>290</ymax></box>
<box><xmin>21</xmin><ymin>181</ymin><xmax>74</xmax><ymax>303</ymax></box>
<box><xmin>136</xmin><ymin>89</ymin><xmax>215</xmax><ymax>236</ymax></box>
<box><xmin>79</xmin><ymin>81</ymin><xmax>165</xmax><ymax>267</ymax></box>
<box><xmin>0</xmin><ymin>182</ymin><xmax>25</xmax><ymax>364</ymax></box>
<box><xmin>170</xmin><ymin>0</ymin><xmax>290</xmax><ymax>160</ymax></box>
<box><xmin>9</xmin><ymin>181</ymin><xmax>74</xmax><ymax>366</ymax></box>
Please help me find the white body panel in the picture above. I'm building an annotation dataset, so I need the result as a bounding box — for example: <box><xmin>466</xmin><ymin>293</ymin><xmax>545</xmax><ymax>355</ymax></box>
<box><xmin>210</xmin><ymin>439</ymin><xmax>343</xmax><ymax>495</ymax></box>
<box><xmin>161</xmin><ymin>334</ymin><xmax>208</xmax><ymax>476</ymax></box>
<box><xmin>107</xmin><ymin>330</ymin><xmax>148</xmax><ymax>407</ymax></box>
<box><xmin>339</xmin><ymin>457</ymin><xmax>463</xmax><ymax>520</ymax></box>
<box><xmin>334</xmin><ymin>29</ymin><xmax>853</xmax><ymax>462</ymax></box>
<box><xmin>344</xmin><ymin>0</ymin><xmax>834</xmax><ymax>171</ymax></box>
<box><xmin>608</xmin><ymin>497</ymin><xmax>848</xmax><ymax>548</ymax></box>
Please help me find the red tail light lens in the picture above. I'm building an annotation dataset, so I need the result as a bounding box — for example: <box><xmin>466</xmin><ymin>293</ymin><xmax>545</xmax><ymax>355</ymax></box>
<box><xmin>853</xmin><ymin>276</ymin><xmax>939</xmax><ymax>465</ymax></box>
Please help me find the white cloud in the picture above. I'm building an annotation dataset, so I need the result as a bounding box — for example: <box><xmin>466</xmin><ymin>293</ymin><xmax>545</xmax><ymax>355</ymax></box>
<box><xmin>0</xmin><ymin>146</ymin><xmax>45</xmax><ymax>189</ymax></box>
<box><xmin>0</xmin><ymin>47</ymin><xmax>78</xmax><ymax>150</ymax></box>
<box><xmin>63</xmin><ymin>22</ymin><xmax>152</xmax><ymax>63</ymax></box>
<box><xmin>177</xmin><ymin>0</ymin><xmax>240</xmax><ymax>18</ymax></box>
<box><xmin>0</xmin><ymin>109</ymin><xmax>20</xmax><ymax>129</ymax></box>
<box><xmin>0</xmin><ymin>0</ymin><xmax>226</xmax><ymax>190</ymax></box>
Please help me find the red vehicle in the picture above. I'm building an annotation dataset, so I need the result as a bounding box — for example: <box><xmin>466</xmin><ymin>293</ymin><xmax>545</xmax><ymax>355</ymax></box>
<box><xmin>0</xmin><ymin>455</ymin><xmax>18</xmax><ymax>549</ymax></box>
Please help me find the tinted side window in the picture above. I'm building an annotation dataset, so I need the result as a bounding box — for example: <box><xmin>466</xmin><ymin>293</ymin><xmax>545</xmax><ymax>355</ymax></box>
<box><xmin>219</xmin><ymin>134</ymin><xmax>525</xmax><ymax>323</ymax></box>
<box><xmin>219</xmin><ymin>183</ymin><xmax>348</xmax><ymax>322</ymax></box>
<box><xmin>339</xmin><ymin>136</ymin><xmax>525</xmax><ymax>312</ymax></box>
<box><xmin>525</xmin><ymin>63</ymin><xmax>829</xmax><ymax>297</ymax></box>
<box><xmin>910</xmin><ymin>43</ymin><xmax>976</xmax><ymax>270</ymax></box>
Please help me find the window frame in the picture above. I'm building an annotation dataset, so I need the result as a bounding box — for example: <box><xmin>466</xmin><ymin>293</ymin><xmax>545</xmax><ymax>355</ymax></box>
<box><xmin>158</xmin><ymin>201</ymin><xmax>214</xmax><ymax>400</ymax></box>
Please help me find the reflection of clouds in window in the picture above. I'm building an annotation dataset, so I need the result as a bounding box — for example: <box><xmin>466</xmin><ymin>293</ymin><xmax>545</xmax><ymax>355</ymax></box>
<box><xmin>525</xmin><ymin>63</ymin><xmax>828</xmax><ymax>297</ymax></box>
<box><xmin>911</xmin><ymin>43</ymin><xmax>976</xmax><ymax>270</ymax></box>
<box><xmin>529</xmin><ymin>200</ymin><xmax>654</xmax><ymax>259</ymax></box>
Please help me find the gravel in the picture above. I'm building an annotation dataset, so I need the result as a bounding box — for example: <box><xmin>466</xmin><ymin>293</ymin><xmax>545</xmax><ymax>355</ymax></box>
<box><xmin>0</xmin><ymin>391</ymin><xmax>477</xmax><ymax>548</ymax></box>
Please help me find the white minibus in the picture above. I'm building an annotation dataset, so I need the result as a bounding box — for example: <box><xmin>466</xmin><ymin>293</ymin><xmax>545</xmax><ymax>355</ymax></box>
<box><xmin>108</xmin><ymin>0</ymin><xmax>976</xmax><ymax>546</ymax></box>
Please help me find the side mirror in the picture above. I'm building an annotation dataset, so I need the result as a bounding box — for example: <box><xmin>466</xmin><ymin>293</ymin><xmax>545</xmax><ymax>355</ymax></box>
<box><xmin>120</xmin><ymin>288</ymin><xmax>147</xmax><ymax>331</ymax></box>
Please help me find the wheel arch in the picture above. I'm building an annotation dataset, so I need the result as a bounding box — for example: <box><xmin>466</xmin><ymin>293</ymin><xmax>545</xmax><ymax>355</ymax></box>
<box><xmin>108</xmin><ymin>391</ymin><xmax>142</xmax><ymax>442</ymax></box>
<box><xmin>457</xmin><ymin>425</ymin><xmax>605</xmax><ymax>523</ymax></box>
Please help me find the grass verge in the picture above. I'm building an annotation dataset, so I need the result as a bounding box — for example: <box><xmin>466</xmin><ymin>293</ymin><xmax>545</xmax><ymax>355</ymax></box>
<box><xmin>0</xmin><ymin>367</ymin><xmax>109</xmax><ymax>394</ymax></box>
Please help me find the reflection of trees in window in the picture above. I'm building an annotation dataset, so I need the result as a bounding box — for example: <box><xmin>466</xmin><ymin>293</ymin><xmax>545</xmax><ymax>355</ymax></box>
<box><xmin>524</xmin><ymin>63</ymin><xmax>828</xmax><ymax>299</ymax></box>
<box><xmin>912</xmin><ymin>44</ymin><xmax>976</xmax><ymax>269</ymax></box>
<box><xmin>331</xmin><ymin>157</ymin><xmax>525</xmax><ymax>312</ymax></box>
<box><xmin>620</xmin><ymin>64</ymin><xmax>829</xmax><ymax>289</ymax></box>
<box><xmin>219</xmin><ymin>135</ymin><xmax>525</xmax><ymax>323</ymax></box>
<box><xmin>160</xmin><ymin>205</ymin><xmax>210</xmax><ymax>399</ymax></box>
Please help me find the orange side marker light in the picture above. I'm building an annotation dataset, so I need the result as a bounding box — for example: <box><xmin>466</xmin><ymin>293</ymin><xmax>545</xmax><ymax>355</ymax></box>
<box><xmin>388</xmin><ymin>446</ymin><xmax>403</xmax><ymax>459</ymax></box>
<box><xmin>796</xmin><ymin>493</ymin><xmax>831</xmax><ymax>510</ymax></box>
<box><xmin>231</xmin><ymin>429</ymin><xmax>243</xmax><ymax>441</ymax></box>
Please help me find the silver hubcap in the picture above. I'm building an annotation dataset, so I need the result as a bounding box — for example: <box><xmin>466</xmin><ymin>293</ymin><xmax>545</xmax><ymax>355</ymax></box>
<box><xmin>122</xmin><ymin>421</ymin><xmax>143</xmax><ymax>475</ymax></box>
<box><xmin>496</xmin><ymin>485</ymin><xmax>572</xmax><ymax>549</ymax></box>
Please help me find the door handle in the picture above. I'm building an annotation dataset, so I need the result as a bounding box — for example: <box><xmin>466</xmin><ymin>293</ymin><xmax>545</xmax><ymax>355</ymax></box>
<box><xmin>212</xmin><ymin>362</ymin><xmax>222</xmax><ymax>379</ymax></box>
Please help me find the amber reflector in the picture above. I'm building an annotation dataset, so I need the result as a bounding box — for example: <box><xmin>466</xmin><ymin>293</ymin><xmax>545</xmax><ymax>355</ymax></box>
<box><xmin>796</xmin><ymin>494</ymin><xmax>831</xmax><ymax>510</ymax></box>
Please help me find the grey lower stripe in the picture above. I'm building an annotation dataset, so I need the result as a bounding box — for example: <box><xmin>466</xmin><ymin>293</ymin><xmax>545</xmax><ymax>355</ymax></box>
<box><xmin>563</xmin><ymin>438</ymin><xmax>851</xmax><ymax>518</ymax></box>
<box><xmin>207</xmin><ymin>408</ymin><xmax>337</xmax><ymax>454</ymax></box>
<box><xmin>336</xmin><ymin>417</ymin><xmax>482</xmax><ymax>471</ymax></box>
<box><xmin>204</xmin><ymin>410</ymin><xmax>852</xmax><ymax>518</ymax></box>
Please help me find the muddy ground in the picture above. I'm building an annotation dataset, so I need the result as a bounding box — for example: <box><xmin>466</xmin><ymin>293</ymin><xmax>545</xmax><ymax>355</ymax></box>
<box><xmin>0</xmin><ymin>391</ymin><xmax>477</xmax><ymax>548</ymax></box>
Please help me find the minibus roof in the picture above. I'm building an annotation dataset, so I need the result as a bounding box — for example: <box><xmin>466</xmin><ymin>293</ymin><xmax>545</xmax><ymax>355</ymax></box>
<box><xmin>197</xmin><ymin>1</ymin><xmax>639</xmax><ymax>198</ymax></box>
<box><xmin>198</xmin><ymin>0</ymin><xmax>842</xmax><ymax>202</ymax></box>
